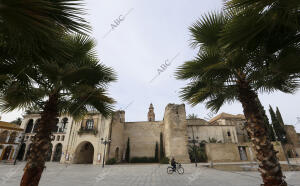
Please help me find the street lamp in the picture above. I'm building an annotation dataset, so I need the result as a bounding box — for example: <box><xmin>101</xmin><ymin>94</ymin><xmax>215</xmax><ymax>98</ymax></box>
<box><xmin>14</xmin><ymin>132</ymin><xmax>25</xmax><ymax>165</ymax></box>
<box><xmin>101</xmin><ymin>137</ymin><xmax>111</xmax><ymax>168</ymax></box>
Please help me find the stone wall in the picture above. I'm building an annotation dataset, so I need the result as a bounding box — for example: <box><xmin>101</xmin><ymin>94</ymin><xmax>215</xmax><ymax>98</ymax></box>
<box><xmin>108</xmin><ymin>111</ymin><xmax>125</xmax><ymax>162</ymax></box>
<box><xmin>123</xmin><ymin>121</ymin><xmax>163</xmax><ymax>159</ymax></box>
<box><xmin>187</xmin><ymin>125</ymin><xmax>238</xmax><ymax>143</ymax></box>
<box><xmin>163</xmin><ymin>104</ymin><xmax>190</xmax><ymax>163</ymax></box>
<box><xmin>205</xmin><ymin>142</ymin><xmax>286</xmax><ymax>162</ymax></box>
<box><xmin>285</xmin><ymin>125</ymin><xmax>300</xmax><ymax>145</ymax></box>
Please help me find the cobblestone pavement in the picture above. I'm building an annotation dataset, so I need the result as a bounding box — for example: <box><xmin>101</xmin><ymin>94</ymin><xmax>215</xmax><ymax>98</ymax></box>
<box><xmin>0</xmin><ymin>163</ymin><xmax>299</xmax><ymax>186</ymax></box>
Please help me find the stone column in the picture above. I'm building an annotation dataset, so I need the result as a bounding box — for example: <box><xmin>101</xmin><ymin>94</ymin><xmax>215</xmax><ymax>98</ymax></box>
<box><xmin>163</xmin><ymin>104</ymin><xmax>190</xmax><ymax>163</ymax></box>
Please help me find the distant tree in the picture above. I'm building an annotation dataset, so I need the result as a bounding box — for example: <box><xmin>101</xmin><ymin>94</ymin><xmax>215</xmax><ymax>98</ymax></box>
<box><xmin>11</xmin><ymin>117</ymin><xmax>22</xmax><ymax>126</ymax></box>
<box><xmin>269</xmin><ymin>106</ymin><xmax>287</xmax><ymax>143</ymax></box>
<box><xmin>155</xmin><ymin>142</ymin><xmax>159</xmax><ymax>162</ymax></box>
<box><xmin>159</xmin><ymin>132</ymin><xmax>165</xmax><ymax>159</ymax></box>
<box><xmin>188</xmin><ymin>114</ymin><xmax>198</xmax><ymax>119</ymax></box>
<box><xmin>188</xmin><ymin>144</ymin><xmax>207</xmax><ymax>162</ymax></box>
<box><xmin>200</xmin><ymin>138</ymin><xmax>222</xmax><ymax>144</ymax></box>
<box><xmin>125</xmin><ymin>137</ymin><xmax>130</xmax><ymax>163</ymax></box>
<box><xmin>276</xmin><ymin>107</ymin><xmax>285</xmax><ymax>127</ymax></box>
<box><xmin>256</xmin><ymin>99</ymin><xmax>276</xmax><ymax>141</ymax></box>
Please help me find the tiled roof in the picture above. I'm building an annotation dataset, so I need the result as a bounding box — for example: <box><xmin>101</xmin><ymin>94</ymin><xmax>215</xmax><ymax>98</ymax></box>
<box><xmin>0</xmin><ymin>121</ymin><xmax>23</xmax><ymax>131</ymax></box>
<box><xmin>209</xmin><ymin>112</ymin><xmax>245</xmax><ymax>123</ymax></box>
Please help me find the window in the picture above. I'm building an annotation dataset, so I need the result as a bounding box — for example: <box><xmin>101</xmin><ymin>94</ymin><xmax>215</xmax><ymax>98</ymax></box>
<box><xmin>59</xmin><ymin>118</ymin><xmax>68</xmax><ymax>133</ymax></box>
<box><xmin>61</xmin><ymin>135</ymin><xmax>65</xmax><ymax>141</ymax></box>
<box><xmin>25</xmin><ymin>119</ymin><xmax>34</xmax><ymax>133</ymax></box>
<box><xmin>57</xmin><ymin>135</ymin><xmax>60</xmax><ymax>141</ymax></box>
<box><xmin>227</xmin><ymin>131</ymin><xmax>231</xmax><ymax>137</ymax></box>
<box><xmin>86</xmin><ymin>119</ymin><xmax>94</xmax><ymax>129</ymax></box>
<box><xmin>33</xmin><ymin>119</ymin><xmax>41</xmax><ymax>133</ymax></box>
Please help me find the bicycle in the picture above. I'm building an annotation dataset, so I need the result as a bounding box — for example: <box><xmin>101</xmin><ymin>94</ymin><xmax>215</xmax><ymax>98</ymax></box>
<box><xmin>167</xmin><ymin>163</ymin><xmax>184</xmax><ymax>174</ymax></box>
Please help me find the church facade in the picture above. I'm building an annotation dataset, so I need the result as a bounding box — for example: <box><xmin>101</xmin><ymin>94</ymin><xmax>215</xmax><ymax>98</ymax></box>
<box><xmin>17</xmin><ymin>103</ymin><xmax>297</xmax><ymax>165</ymax></box>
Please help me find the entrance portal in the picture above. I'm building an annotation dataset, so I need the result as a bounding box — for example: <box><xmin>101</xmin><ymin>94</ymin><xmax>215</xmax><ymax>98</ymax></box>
<box><xmin>53</xmin><ymin>143</ymin><xmax>63</xmax><ymax>162</ymax></box>
<box><xmin>238</xmin><ymin>146</ymin><xmax>248</xmax><ymax>161</ymax></box>
<box><xmin>1</xmin><ymin>146</ymin><xmax>13</xmax><ymax>160</ymax></box>
<box><xmin>73</xmin><ymin>141</ymin><xmax>94</xmax><ymax>164</ymax></box>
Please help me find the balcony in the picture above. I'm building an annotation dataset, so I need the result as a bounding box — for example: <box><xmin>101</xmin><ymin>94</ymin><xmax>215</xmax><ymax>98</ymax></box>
<box><xmin>77</xmin><ymin>127</ymin><xmax>98</xmax><ymax>136</ymax></box>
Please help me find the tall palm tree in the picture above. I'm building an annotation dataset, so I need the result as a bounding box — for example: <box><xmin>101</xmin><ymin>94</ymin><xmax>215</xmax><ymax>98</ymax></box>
<box><xmin>0</xmin><ymin>34</ymin><xmax>116</xmax><ymax>186</ymax></box>
<box><xmin>222</xmin><ymin>0</ymin><xmax>300</xmax><ymax>73</ymax></box>
<box><xmin>176</xmin><ymin>12</ymin><xmax>299</xmax><ymax>186</ymax></box>
<box><xmin>0</xmin><ymin>0</ymin><xmax>90</xmax><ymax>93</ymax></box>
<box><xmin>0</xmin><ymin>0</ymin><xmax>90</xmax><ymax>56</ymax></box>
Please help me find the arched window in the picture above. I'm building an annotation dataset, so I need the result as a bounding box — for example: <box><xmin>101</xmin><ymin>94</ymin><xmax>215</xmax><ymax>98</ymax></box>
<box><xmin>57</xmin><ymin>135</ymin><xmax>60</xmax><ymax>141</ymax></box>
<box><xmin>0</xmin><ymin>130</ymin><xmax>9</xmax><ymax>143</ymax></box>
<box><xmin>59</xmin><ymin>118</ymin><xmax>68</xmax><ymax>133</ymax></box>
<box><xmin>61</xmin><ymin>135</ymin><xmax>65</xmax><ymax>141</ymax></box>
<box><xmin>8</xmin><ymin>132</ymin><xmax>17</xmax><ymax>143</ymax></box>
<box><xmin>25</xmin><ymin>119</ymin><xmax>34</xmax><ymax>133</ymax></box>
<box><xmin>33</xmin><ymin>119</ymin><xmax>40</xmax><ymax>133</ymax></box>
<box><xmin>86</xmin><ymin>119</ymin><xmax>94</xmax><ymax>129</ymax></box>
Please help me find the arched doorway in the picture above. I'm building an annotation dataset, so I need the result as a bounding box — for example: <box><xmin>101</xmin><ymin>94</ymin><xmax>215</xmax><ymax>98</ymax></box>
<box><xmin>17</xmin><ymin>143</ymin><xmax>26</xmax><ymax>160</ymax></box>
<box><xmin>25</xmin><ymin>119</ymin><xmax>34</xmax><ymax>133</ymax></box>
<box><xmin>115</xmin><ymin>147</ymin><xmax>119</xmax><ymax>161</ymax></box>
<box><xmin>25</xmin><ymin>143</ymin><xmax>32</xmax><ymax>160</ymax></box>
<box><xmin>2</xmin><ymin>146</ymin><xmax>13</xmax><ymax>160</ymax></box>
<box><xmin>73</xmin><ymin>141</ymin><xmax>94</xmax><ymax>164</ymax></box>
<box><xmin>53</xmin><ymin>143</ymin><xmax>63</xmax><ymax>162</ymax></box>
<box><xmin>46</xmin><ymin>143</ymin><xmax>53</xmax><ymax>161</ymax></box>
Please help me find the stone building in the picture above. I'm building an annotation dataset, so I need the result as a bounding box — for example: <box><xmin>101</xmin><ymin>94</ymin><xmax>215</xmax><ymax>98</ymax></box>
<box><xmin>0</xmin><ymin>120</ymin><xmax>23</xmax><ymax>162</ymax></box>
<box><xmin>18</xmin><ymin>103</ymin><xmax>296</xmax><ymax>165</ymax></box>
<box><xmin>284</xmin><ymin>125</ymin><xmax>300</xmax><ymax>157</ymax></box>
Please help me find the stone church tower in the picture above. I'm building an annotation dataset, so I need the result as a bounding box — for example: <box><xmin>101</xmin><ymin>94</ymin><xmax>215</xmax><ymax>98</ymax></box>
<box><xmin>147</xmin><ymin>103</ymin><xmax>155</xmax><ymax>121</ymax></box>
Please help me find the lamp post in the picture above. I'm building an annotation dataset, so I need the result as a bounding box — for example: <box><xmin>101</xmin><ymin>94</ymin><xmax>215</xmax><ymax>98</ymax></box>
<box><xmin>101</xmin><ymin>137</ymin><xmax>111</xmax><ymax>168</ymax></box>
<box><xmin>14</xmin><ymin>132</ymin><xmax>25</xmax><ymax>165</ymax></box>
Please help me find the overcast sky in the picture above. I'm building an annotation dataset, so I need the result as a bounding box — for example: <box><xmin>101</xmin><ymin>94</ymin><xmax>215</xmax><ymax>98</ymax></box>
<box><xmin>1</xmin><ymin>0</ymin><xmax>299</xmax><ymax>132</ymax></box>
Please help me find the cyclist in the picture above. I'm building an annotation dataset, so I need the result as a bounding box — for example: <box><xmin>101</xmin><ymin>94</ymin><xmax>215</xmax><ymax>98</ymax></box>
<box><xmin>170</xmin><ymin>157</ymin><xmax>177</xmax><ymax>171</ymax></box>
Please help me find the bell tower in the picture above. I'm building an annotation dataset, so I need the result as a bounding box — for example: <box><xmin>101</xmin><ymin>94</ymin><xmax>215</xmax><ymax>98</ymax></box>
<box><xmin>148</xmin><ymin>103</ymin><xmax>155</xmax><ymax>121</ymax></box>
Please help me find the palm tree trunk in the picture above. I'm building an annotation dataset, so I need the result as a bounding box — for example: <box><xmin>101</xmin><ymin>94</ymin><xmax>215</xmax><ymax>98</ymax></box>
<box><xmin>20</xmin><ymin>93</ymin><xmax>59</xmax><ymax>186</ymax></box>
<box><xmin>237</xmin><ymin>79</ymin><xmax>287</xmax><ymax>186</ymax></box>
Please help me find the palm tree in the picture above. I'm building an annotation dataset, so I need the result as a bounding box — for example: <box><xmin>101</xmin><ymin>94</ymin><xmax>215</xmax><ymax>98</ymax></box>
<box><xmin>0</xmin><ymin>0</ymin><xmax>89</xmax><ymax>56</ymax></box>
<box><xmin>223</xmin><ymin>0</ymin><xmax>300</xmax><ymax>73</ymax></box>
<box><xmin>176</xmin><ymin>11</ymin><xmax>299</xmax><ymax>186</ymax></box>
<box><xmin>187</xmin><ymin>113</ymin><xmax>198</xmax><ymax>119</ymax></box>
<box><xmin>0</xmin><ymin>34</ymin><xmax>116</xmax><ymax>186</ymax></box>
<box><xmin>0</xmin><ymin>0</ymin><xmax>90</xmax><ymax>93</ymax></box>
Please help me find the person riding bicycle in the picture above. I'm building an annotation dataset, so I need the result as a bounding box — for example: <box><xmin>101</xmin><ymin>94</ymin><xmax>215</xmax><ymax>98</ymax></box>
<box><xmin>171</xmin><ymin>157</ymin><xmax>177</xmax><ymax>171</ymax></box>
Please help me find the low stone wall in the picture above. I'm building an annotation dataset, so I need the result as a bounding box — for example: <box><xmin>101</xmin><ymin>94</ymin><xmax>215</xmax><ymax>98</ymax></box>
<box><xmin>205</xmin><ymin>142</ymin><xmax>286</xmax><ymax>162</ymax></box>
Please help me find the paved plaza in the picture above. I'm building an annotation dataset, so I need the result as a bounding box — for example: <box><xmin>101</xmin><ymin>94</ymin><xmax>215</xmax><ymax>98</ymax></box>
<box><xmin>0</xmin><ymin>163</ymin><xmax>299</xmax><ymax>186</ymax></box>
